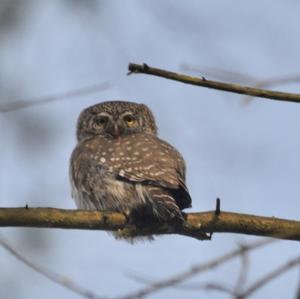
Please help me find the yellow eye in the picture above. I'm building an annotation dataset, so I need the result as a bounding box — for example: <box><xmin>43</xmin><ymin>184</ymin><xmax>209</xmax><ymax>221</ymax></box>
<box><xmin>124</xmin><ymin>115</ymin><xmax>135</xmax><ymax>127</ymax></box>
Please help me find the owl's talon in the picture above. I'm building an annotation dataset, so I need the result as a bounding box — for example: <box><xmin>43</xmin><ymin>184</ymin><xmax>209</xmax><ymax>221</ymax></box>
<box><xmin>117</xmin><ymin>225</ymin><xmax>137</xmax><ymax>238</ymax></box>
<box><xmin>122</xmin><ymin>209</ymin><xmax>132</xmax><ymax>223</ymax></box>
<box><xmin>181</xmin><ymin>211</ymin><xmax>188</xmax><ymax>221</ymax></box>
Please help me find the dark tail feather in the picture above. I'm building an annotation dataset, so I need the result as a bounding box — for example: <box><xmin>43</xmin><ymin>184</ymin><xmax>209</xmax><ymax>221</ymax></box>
<box><xmin>146</xmin><ymin>186</ymin><xmax>184</xmax><ymax>222</ymax></box>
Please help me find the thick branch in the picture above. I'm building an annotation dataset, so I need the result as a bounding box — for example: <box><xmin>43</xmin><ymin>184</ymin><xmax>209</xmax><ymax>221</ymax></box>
<box><xmin>1</xmin><ymin>208</ymin><xmax>300</xmax><ymax>241</ymax></box>
<box><xmin>128</xmin><ymin>63</ymin><xmax>300</xmax><ymax>104</ymax></box>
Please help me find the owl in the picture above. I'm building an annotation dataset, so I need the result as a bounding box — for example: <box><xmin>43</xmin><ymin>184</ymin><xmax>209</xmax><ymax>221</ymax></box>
<box><xmin>70</xmin><ymin>101</ymin><xmax>191</xmax><ymax>233</ymax></box>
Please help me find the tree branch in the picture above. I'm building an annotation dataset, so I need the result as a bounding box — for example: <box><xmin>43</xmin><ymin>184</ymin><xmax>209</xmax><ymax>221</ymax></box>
<box><xmin>118</xmin><ymin>239</ymin><xmax>272</xmax><ymax>299</ymax></box>
<box><xmin>239</xmin><ymin>255</ymin><xmax>300</xmax><ymax>299</ymax></box>
<box><xmin>128</xmin><ymin>63</ymin><xmax>300</xmax><ymax>104</ymax></box>
<box><xmin>0</xmin><ymin>81</ymin><xmax>110</xmax><ymax>113</ymax></box>
<box><xmin>0</xmin><ymin>238</ymin><xmax>106</xmax><ymax>299</ymax></box>
<box><xmin>1</xmin><ymin>208</ymin><xmax>300</xmax><ymax>241</ymax></box>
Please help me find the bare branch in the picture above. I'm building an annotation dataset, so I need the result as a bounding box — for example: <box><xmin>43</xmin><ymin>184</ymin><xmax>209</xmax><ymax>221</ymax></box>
<box><xmin>180</xmin><ymin>64</ymin><xmax>300</xmax><ymax>88</ymax></box>
<box><xmin>239</xmin><ymin>255</ymin><xmax>300</xmax><ymax>298</ymax></box>
<box><xmin>173</xmin><ymin>282</ymin><xmax>237</xmax><ymax>296</ymax></box>
<box><xmin>1</xmin><ymin>208</ymin><xmax>300</xmax><ymax>241</ymax></box>
<box><xmin>129</xmin><ymin>272</ymin><xmax>237</xmax><ymax>296</ymax></box>
<box><xmin>180</xmin><ymin>64</ymin><xmax>257</xmax><ymax>84</ymax></box>
<box><xmin>296</xmin><ymin>268</ymin><xmax>300</xmax><ymax>299</ymax></box>
<box><xmin>0</xmin><ymin>233</ymin><xmax>273</xmax><ymax>299</ymax></box>
<box><xmin>172</xmin><ymin>282</ymin><xmax>236</xmax><ymax>296</ymax></box>
<box><xmin>0</xmin><ymin>237</ymin><xmax>107</xmax><ymax>299</ymax></box>
<box><xmin>234</xmin><ymin>243</ymin><xmax>250</xmax><ymax>294</ymax></box>
<box><xmin>0</xmin><ymin>81</ymin><xmax>110</xmax><ymax>113</ymax></box>
<box><xmin>128</xmin><ymin>63</ymin><xmax>300</xmax><ymax>104</ymax></box>
<box><xmin>180</xmin><ymin>64</ymin><xmax>300</xmax><ymax>105</ymax></box>
<box><xmin>252</xmin><ymin>75</ymin><xmax>300</xmax><ymax>89</ymax></box>
<box><xmin>127</xmin><ymin>272</ymin><xmax>237</xmax><ymax>296</ymax></box>
<box><xmin>118</xmin><ymin>239</ymin><xmax>272</xmax><ymax>299</ymax></box>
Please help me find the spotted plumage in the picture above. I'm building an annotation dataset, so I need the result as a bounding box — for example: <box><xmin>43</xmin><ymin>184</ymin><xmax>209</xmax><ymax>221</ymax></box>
<box><xmin>70</xmin><ymin>101</ymin><xmax>191</xmax><ymax>236</ymax></box>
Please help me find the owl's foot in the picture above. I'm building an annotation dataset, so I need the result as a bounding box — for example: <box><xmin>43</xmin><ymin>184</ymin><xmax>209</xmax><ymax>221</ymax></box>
<box><xmin>124</xmin><ymin>205</ymin><xmax>181</xmax><ymax>228</ymax></box>
<box><xmin>122</xmin><ymin>208</ymin><xmax>135</xmax><ymax>224</ymax></box>
<box><xmin>115</xmin><ymin>226</ymin><xmax>155</xmax><ymax>242</ymax></box>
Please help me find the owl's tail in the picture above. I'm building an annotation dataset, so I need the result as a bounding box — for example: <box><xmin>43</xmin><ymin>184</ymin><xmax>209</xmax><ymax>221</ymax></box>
<box><xmin>112</xmin><ymin>186</ymin><xmax>184</xmax><ymax>242</ymax></box>
<box><xmin>143</xmin><ymin>186</ymin><xmax>184</xmax><ymax>222</ymax></box>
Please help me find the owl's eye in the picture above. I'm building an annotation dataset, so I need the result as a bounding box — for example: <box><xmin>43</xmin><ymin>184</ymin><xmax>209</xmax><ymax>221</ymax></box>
<box><xmin>124</xmin><ymin>115</ymin><xmax>136</xmax><ymax>127</ymax></box>
<box><xmin>95</xmin><ymin>115</ymin><xmax>108</xmax><ymax>126</ymax></box>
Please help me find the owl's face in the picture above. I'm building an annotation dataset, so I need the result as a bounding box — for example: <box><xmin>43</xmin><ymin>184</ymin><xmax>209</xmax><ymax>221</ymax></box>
<box><xmin>76</xmin><ymin>101</ymin><xmax>157</xmax><ymax>142</ymax></box>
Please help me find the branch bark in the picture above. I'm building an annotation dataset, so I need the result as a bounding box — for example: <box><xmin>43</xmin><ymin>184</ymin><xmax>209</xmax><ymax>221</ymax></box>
<box><xmin>1</xmin><ymin>208</ymin><xmax>300</xmax><ymax>241</ymax></box>
<box><xmin>128</xmin><ymin>63</ymin><xmax>300</xmax><ymax>104</ymax></box>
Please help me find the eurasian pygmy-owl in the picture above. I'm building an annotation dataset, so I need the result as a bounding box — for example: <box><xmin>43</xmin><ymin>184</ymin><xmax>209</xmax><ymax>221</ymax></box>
<box><xmin>70</xmin><ymin>101</ymin><xmax>191</xmax><ymax>230</ymax></box>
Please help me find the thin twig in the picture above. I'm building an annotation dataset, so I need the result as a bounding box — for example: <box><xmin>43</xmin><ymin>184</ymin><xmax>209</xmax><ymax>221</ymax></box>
<box><xmin>180</xmin><ymin>64</ymin><xmax>300</xmax><ymax>105</ymax></box>
<box><xmin>180</xmin><ymin>64</ymin><xmax>257</xmax><ymax>84</ymax></box>
<box><xmin>234</xmin><ymin>243</ymin><xmax>250</xmax><ymax>294</ymax></box>
<box><xmin>0</xmin><ymin>81</ymin><xmax>110</xmax><ymax>112</ymax></box>
<box><xmin>128</xmin><ymin>63</ymin><xmax>300</xmax><ymax>103</ymax></box>
<box><xmin>174</xmin><ymin>282</ymin><xmax>237</xmax><ymax>295</ymax></box>
<box><xmin>127</xmin><ymin>272</ymin><xmax>237</xmax><ymax>296</ymax></box>
<box><xmin>117</xmin><ymin>239</ymin><xmax>273</xmax><ymax>299</ymax></box>
<box><xmin>296</xmin><ymin>267</ymin><xmax>300</xmax><ymax>299</ymax></box>
<box><xmin>181</xmin><ymin>64</ymin><xmax>300</xmax><ymax>88</ymax></box>
<box><xmin>253</xmin><ymin>75</ymin><xmax>300</xmax><ymax>89</ymax></box>
<box><xmin>238</xmin><ymin>255</ymin><xmax>300</xmax><ymax>298</ymax></box>
<box><xmin>0</xmin><ymin>238</ymin><xmax>107</xmax><ymax>299</ymax></box>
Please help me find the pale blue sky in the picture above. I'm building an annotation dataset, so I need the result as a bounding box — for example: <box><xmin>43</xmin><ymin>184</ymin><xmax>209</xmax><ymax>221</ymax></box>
<box><xmin>1</xmin><ymin>1</ymin><xmax>300</xmax><ymax>298</ymax></box>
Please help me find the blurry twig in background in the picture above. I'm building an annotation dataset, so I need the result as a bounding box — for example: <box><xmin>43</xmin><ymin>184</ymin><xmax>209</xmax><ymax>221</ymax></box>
<box><xmin>1</xmin><ymin>235</ymin><xmax>282</xmax><ymax>299</ymax></box>
<box><xmin>238</xmin><ymin>255</ymin><xmax>300</xmax><ymax>299</ymax></box>
<box><xmin>171</xmin><ymin>282</ymin><xmax>236</xmax><ymax>296</ymax></box>
<box><xmin>296</xmin><ymin>267</ymin><xmax>300</xmax><ymax>299</ymax></box>
<box><xmin>181</xmin><ymin>63</ymin><xmax>300</xmax><ymax>87</ymax></box>
<box><xmin>128</xmin><ymin>63</ymin><xmax>300</xmax><ymax>104</ymax></box>
<box><xmin>0</xmin><ymin>237</ymin><xmax>106</xmax><ymax>299</ymax></box>
<box><xmin>128</xmin><ymin>272</ymin><xmax>237</xmax><ymax>296</ymax></box>
<box><xmin>234</xmin><ymin>243</ymin><xmax>250</xmax><ymax>294</ymax></box>
<box><xmin>180</xmin><ymin>63</ymin><xmax>258</xmax><ymax>84</ymax></box>
<box><xmin>180</xmin><ymin>63</ymin><xmax>300</xmax><ymax>105</ymax></box>
<box><xmin>252</xmin><ymin>75</ymin><xmax>300</xmax><ymax>88</ymax></box>
<box><xmin>0</xmin><ymin>81</ymin><xmax>110</xmax><ymax>113</ymax></box>
<box><xmin>164</xmin><ymin>252</ymin><xmax>300</xmax><ymax>299</ymax></box>
<box><xmin>130</xmin><ymin>244</ymin><xmax>250</xmax><ymax>297</ymax></box>
<box><xmin>118</xmin><ymin>239</ymin><xmax>272</xmax><ymax>299</ymax></box>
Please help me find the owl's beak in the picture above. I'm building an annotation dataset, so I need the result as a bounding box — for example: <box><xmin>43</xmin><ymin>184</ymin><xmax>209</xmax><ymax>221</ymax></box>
<box><xmin>112</xmin><ymin>125</ymin><xmax>120</xmax><ymax>138</ymax></box>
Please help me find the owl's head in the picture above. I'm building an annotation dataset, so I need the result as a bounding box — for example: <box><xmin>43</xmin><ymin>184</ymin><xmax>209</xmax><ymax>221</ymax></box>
<box><xmin>76</xmin><ymin>101</ymin><xmax>158</xmax><ymax>142</ymax></box>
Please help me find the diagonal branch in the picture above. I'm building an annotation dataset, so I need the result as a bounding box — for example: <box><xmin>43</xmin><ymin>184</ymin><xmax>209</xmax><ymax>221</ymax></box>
<box><xmin>0</xmin><ymin>238</ymin><xmax>107</xmax><ymax>299</ymax></box>
<box><xmin>238</xmin><ymin>255</ymin><xmax>300</xmax><ymax>299</ymax></box>
<box><xmin>1</xmin><ymin>208</ymin><xmax>300</xmax><ymax>241</ymax></box>
<box><xmin>0</xmin><ymin>234</ymin><xmax>271</xmax><ymax>299</ymax></box>
<box><xmin>117</xmin><ymin>239</ymin><xmax>272</xmax><ymax>299</ymax></box>
<box><xmin>0</xmin><ymin>81</ymin><xmax>110</xmax><ymax>113</ymax></box>
<box><xmin>127</xmin><ymin>63</ymin><xmax>300</xmax><ymax>104</ymax></box>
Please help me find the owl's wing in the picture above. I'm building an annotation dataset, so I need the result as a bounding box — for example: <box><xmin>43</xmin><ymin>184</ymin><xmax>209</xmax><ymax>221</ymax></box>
<box><xmin>101</xmin><ymin>134</ymin><xmax>192</xmax><ymax>210</ymax></box>
<box><xmin>73</xmin><ymin>134</ymin><xmax>192</xmax><ymax>210</ymax></box>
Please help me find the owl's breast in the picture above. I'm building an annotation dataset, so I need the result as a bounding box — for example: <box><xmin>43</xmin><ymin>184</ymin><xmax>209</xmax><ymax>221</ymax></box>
<box><xmin>70</xmin><ymin>140</ymin><xmax>145</xmax><ymax>211</ymax></box>
<box><xmin>70</xmin><ymin>133</ymin><xmax>190</xmax><ymax>212</ymax></box>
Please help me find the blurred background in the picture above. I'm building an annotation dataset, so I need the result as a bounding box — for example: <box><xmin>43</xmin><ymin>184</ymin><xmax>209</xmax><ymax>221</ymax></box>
<box><xmin>1</xmin><ymin>1</ymin><xmax>300</xmax><ymax>298</ymax></box>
